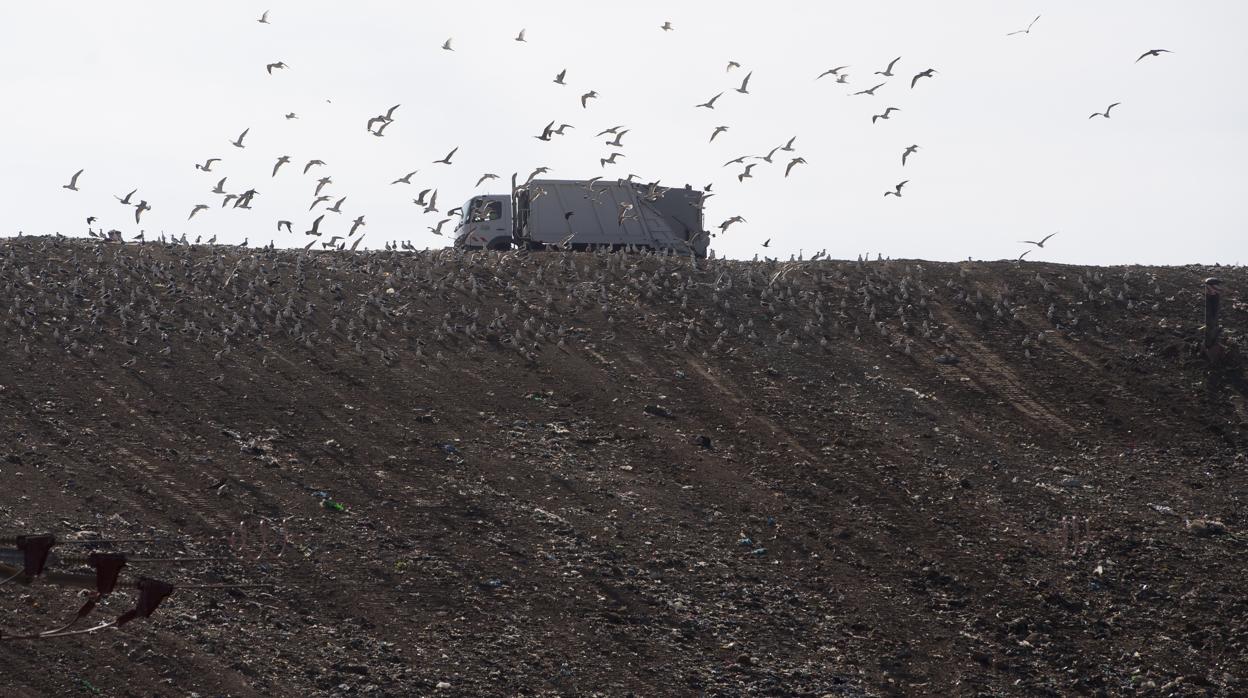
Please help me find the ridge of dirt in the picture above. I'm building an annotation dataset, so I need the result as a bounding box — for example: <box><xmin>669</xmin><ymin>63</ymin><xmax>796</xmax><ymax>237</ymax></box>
<box><xmin>1</xmin><ymin>236</ymin><xmax>1246</xmax><ymax>697</ymax></box>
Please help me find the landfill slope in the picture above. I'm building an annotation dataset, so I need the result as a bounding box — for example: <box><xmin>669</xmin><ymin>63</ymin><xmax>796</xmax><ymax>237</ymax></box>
<box><xmin>1</xmin><ymin>236</ymin><xmax>1246</xmax><ymax>697</ymax></box>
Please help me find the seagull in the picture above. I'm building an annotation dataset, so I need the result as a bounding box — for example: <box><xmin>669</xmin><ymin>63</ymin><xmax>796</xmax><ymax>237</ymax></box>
<box><xmin>660</xmin><ymin>21</ymin><xmax>673</xmax><ymax>31</ymax></box>
<box><xmin>872</xmin><ymin>107</ymin><xmax>900</xmax><ymax>123</ymax></box>
<box><xmin>428</xmin><ymin>218</ymin><xmax>451</xmax><ymax>236</ymax></box>
<box><xmin>195</xmin><ymin>158</ymin><xmax>220</xmax><ymax>172</ymax></box>
<box><xmin>535</xmin><ymin>120</ymin><xmax>556</xmax><ymax>141</ymax></box>
<box><xmin>1007</xmin><ymin>15</ymin><xmax>1041</xmax><ymax>36</ymax></box>
<box><xmin>852</xmin><ymin>82</ymin><xmax>886</xmax><ymax>96</ymax></box>
<box><xmin>349</xmin><ymin>215</ymin><xmax>366</xmax><ymax>236</ymax></box>
<box><xmin>115</xmin><ymin>188</ymin><xmax>137</xmax><ymax>204</ymax></box>
<box><xmin>696</xmin><ymin>92</ymin><xmax>724</xmax><ymax>109</ymax></box>
<box><xmin>285</xmin><ymin>112</ymin><xmax>298</xmax><ymax>120</ymax></box>
<box><xmin>304</xmin><ymin>159</ymin><xmax>326</xmax><ymax>174</ymax></box>
<box><xmin>726</xmin><ymin>61</ymin><xmax>740</xmax><ymax>72</ymax></box>
<box><xmin>258</xmin><ymin>10</ymin><xmax>270</xmax><ymax>24</ymax></box>
<box><xmin>413</xmin><ymin>188</ymin><xmax>432</xmax><ymax>207</ymax></box>
<box><xmin>310</xmin><ymin>196</ymin><xmax>330</xmax><ymax>211</ymax></box>
<box><xmin>723</xmin><ymin>155</ymin><xmax>748</xmax><ymax>167</ymax></box>
<box><xmin>710</xmin><ymin>126</ymin><xmax>729</xmax><ymax>142</ymax></box>
<box><xmin>305</xmin><ymin>214</ymin><xmax>325</xmax><ymax>236</ymax></box>
<box><xmin>595</xmin><ymin>125</ymin><xmax>625</xmax><ymax>137</ymax></box>
<box><xmin>605</xmin><ymin>129</ymin><xmax>629</xmax><ymax>147</ymax></box>
<box><xmin>62</xmin><ymin>169</ymin><xmax>84</xmax><ymax>191</ymax></box>
<box><xmin>134</xmin><ymin>200</ymin><xmax>151</xmax><ymax>223</ymax></box>
<box><xmin>618</xmin><ymin>202</ymin><xmax>636</xmax><ymax>224</ymax></box>
<box><xmin>1089</xmin><ymin>102</ymin><xmax>1121</xmax><ymax>119</ymax></box>
<box><xmin>515</xmin><ymin>29</ymin><xmax>527</xmax><ymax>42</ymax></box>
<box><xmin>884</xmin><ymin>180</ymin><xmax>908</xmax><ymax>197</ymax></box>
<box><xmin>277</xmin><ymin>220</ymin><xmax>293</xmax><ymax>233</ymax></box>
<box><xmin>781</xmin><ymin>136</ymin><xmax>797</xmax><ymax>151</ymax></box>
<box><xmin>1138</xmin><ymin>48</ymin><xmax>1173</xmax><ymax>62</ymax></box>
<box><xmin>372</xmin><ymin>120</ymin><xmax>392</xmax><ymax>137</ymax></box>
<box><xmin>738</xmin><ymin>163</ymin><xmax>756</xmax><ymax>182</ymax></box>
<box><xmin>392</xmin><ymin>170</ymin><xmax>419</xmax><ymax>185</ymax></box>
<box><xmin>231</xmin><ymin>128</ymin><xmax>249</xmax><ymax>148</ymax></box>
<box><xmin>785</xmin><ymin>157</ymin><xmax>807</xmax><ymax>177</ymax></box>
<box><xmin>273</xmin><ymin>155</ymin><xmax>291</xmax><ymax>176</ymax></box>
<box><xmin>734</xmin><ymin>71</ymin><xmax>753</xmax><ymax>94</ymax></box>
<box><xmin>476</xmin><ymin>173</ymin><xmax>499</xmax><ymax>186</ymax></box>
<box><xmin>553</xmin><ymin>69</ymin><xmax>567</xmax><ymax>85</ymax></box>
<box><xmin>188</xmin><ymin>204</ymin><xmax>209</xmax><ymax>220</ymax></box>
<box><xmin>817</xmin><ymin>66</ymin><xmax>850</xmax><ymax>79</ymax></box>
<box><xmin>442</xmin><ymin>38</ymin><xmax>454</xmax><ymax>51</ymax></box>
<box><xmin>212</xmin><ymin>177</ymin><xmax>227</xmax><ymax>194</ymax></box>
<box><xmin>1020</xmin><ymin>232</ymin><xmax>1057</xmax><ymax>248</ymax></box>
<box><xmin>902</xmin><ymin>145</ymin><xmax>920</xmax><ymax>166</ymax></box>
<box><xmin>434</xmin><ymin>147</ymin><xmax>458</xmax><ymax>165</ymax></box>
<box><xmin>266</xmin><ymin>61</ymin><xmax>288</xmax><ymax>74</ymax></box>
<box><xmin>875</xmin><ymin>57</ymin><xmax>901</xmax><ymax>77</ymax></box>
<box><xmin>581</xmin><ymin>91</ymin><xmax>598</xmax><ymax>108</ymax></box>
<box><xmin>328</xmin><ymin>196</ymin><xmax>346</xmax><ymax>213</ymax></box>
<box><xmin>911</xmin><ymin>69</ymin><xmax>936</xmax><ymax>88</ymax></box>
<box><xmin>315</xmin><ymin>176</ymin><xmax>333</xmax><ymax>196</ymax></box>
<box><xmin>719</xmin><ymin>216</ymin><xmax>745</xmax><ymax>232</ymax></box>
<box><xmin>554</xmin><ymin>123</ymin><xmax>574</xmax><ymax>135</ymax></box>
<box><xmin>755</xmin><ymin>146</ymin><xmax>781</xmax><ymax>163</ymax></box>
<box><xmin>600</xmin><ymin>152</ymin><xmax>625</xmax><ymax>167</ymax></box>
<box><xmin>762</xmin><ymin>238</ymin><xmax>771</xmax><ymax>247</ymax></box>
<box><xmin>1017</xmin><ymin>249</ymin><xmax>1031</xmax><ymax>262</ymax></box>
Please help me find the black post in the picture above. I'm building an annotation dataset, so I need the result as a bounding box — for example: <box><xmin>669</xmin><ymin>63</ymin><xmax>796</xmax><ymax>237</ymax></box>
<box><xmin>1204</xmin><ymin>277</ymin><xmax>1223</xmax><ymax>358</ymax></box>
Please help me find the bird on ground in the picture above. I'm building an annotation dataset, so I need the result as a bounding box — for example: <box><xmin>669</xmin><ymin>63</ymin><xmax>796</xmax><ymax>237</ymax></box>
<box><xmin>781</xmin><ymin>136</ymin><xmax>797</xmax><ymax>151</ymax></box>
<box><xmin>195</xmin><ymin>158</ymin><xmax>220</xmax><ymax>171</ymax></box>
<box><xmin>605</xmin><ymin>129</ymin><xmax>629</xmax><ymax>147</ymax></box>
<box><xmin>734</xmin><ymin>71</ymin><xmax>753</xmax><ymax>94</ymax></box>
<box><xmin>476</xmin><ymin>173</ymin><xmax>499</xmax><ymax>186</ymax></box>
<box><xmin>207</xmin><ymin>234</ymin><xmax>216</xmax><ymax>243</ymax></box>
<box><xmin>277</xmin><ymin>220</ymin><xmax>292</xmax><ymax>233</ymax></box>
<box><xmin>710</xmin><ymin>126</ymin><xmax>729</xmax><ymax>142</ymax></box>
<box><xmin>63</xmin><ymin>169</ymin><xmax>84</xmax><ymax>191</ymax></box>
<box><xmin>442</xmin><ymin>38</ymin><xmax>453</xmax><ymax>51</ymax></box>
<box><xmin>902</xmin><ymin>144</ymin><xmax>919</xmax><ymax>166</ymax></box>
<box><xmin>188</xmin><ymin>204</ymin><xmax>208</xmax><ymax>220</ymax></box>
<box><xmin>349</xmin><ymin>215</ymin><xmax>365</xmax><ymax>236</ymax></box>
<box><xmin>266</xmin><ymin>62</ymin><xmax>288</xmax><ymax>74</ymax></box>
<box><xmin>328</xmin><ymin>196</ymin><xmax>346</xmax><ymax>213</ymax></box>
<box><xmin>429</xmin><ymin>219</ymin><xmax>452</xmax><ymax>236</ymax></box>
<box><xmin>581</xmin><ymin>91</ymin><xmax>598</xmax><ymax>108</ymax></box>
<box><xmin>872</xmin><ymin>107</ymin><xmax>900</xmax><ymax>123</ymax></box>
<box><xmin>600</xmin><ymin>152</ymin><xmax>625</xmax><ymax>167</ymax></box>
<box><xmin>434</xmin><ymin>147</ymin><xmax>458</xmax><ymax>165</ymax></box>
<box><xmin>660</xmin><ymin>21</ymin><xmax>673</xmax><ymax>31</ymax></box>
<box><xmin>1007</xmin><ymin>15</ymin><xmax>1041</xmax><ymax>36</ymax></box>
<box><xmin>554</xmin><ymin>69</ymin><xmax>567</xmax><ymax>85</ymax></box>
<box><xmin>875</xmin><ymin>57</ymin><xmax>901</xmax><ymax>77</ymax></box>
<box><xmin>738</xmin><ymin>163</ymin><xmax>756</xmax><ymax>182</ymax></box>
<box><xmin>258</xmin><ymin>10</ymin><xmax>270</xmax><ymax>24</ymax></box>
<box><xmin>1136</xmin><ymin>49</ymin><xmax>1172</xmax><ymax>63</ymax></box>
<box><xmin>1089</xmin><ymin>102</ymin><xmax>1121</xmax><ymax>119</ymax></box>
<box><xmin>231</xmin><ymin>128</ymin><xmax>249</xmax><ymax>148</ymax></box>
<box><xmin>853</xmin><ymin>82</ymin><xmax>886</xmax><ymax>96</ymax></box>
<box><xmin>727</xmin><ymin>61</ymin><xmax>740</xmax><ymax>72</ymax></box>
<box><xmin>304</xmin><ymin>159</ymin><xmax>326</xmax><ymax>174</ymax></box>
<box><xmin>306</xmin><ymin>215</ymin><xmax>325</xmax><ymax>236</ymax></box>
<box><xmin>134</xmin><ymin>200</ymin><xmax>151</xmax><ymax>223</ymax></box>
<box><xmin>116</xmin><ymin>188</ymin><xmax>137</xmax><ymax>204</ymax></box>
<box><xmin>392</xmin><ymin>170</ymin><xmax>418</xmax><ymax>185</ymax></box>
<box><xmin>273</xmin><ymin>155</ymin><xmax>291</xmax><ymax>176</ymax></box>
<box><xmin>515</xmin><ymin>29</ymin><xmax>526</xmax><ymax>42</ymax></box>
<box><xmin>884</xmin><ymin>180</ymin><xmax>908</xmax><ymax>197</ymax></box>
<box><xmin>238</xmin><ymin>238</ymin><xmax>248</xmax><ymax>247</ymax></box>
<box><xmin>696</xmin><ymin>92</ymin><xmax>724</xmax><ymax>109</ymax></box>
<box><xmin>1019</xmin><ymin>232</ymin><xmax>1057</xmax><ymax>248</ymax></box>
<box><xmin>212</xmin><ymin>177</ymin><xmax>227</xmax><ymax>194</ymax></box>
<box><xmin>315</xmin><ymin>176</ymin><xmax>332</xmax><ymax>195</ymax></box>
<box><xmin>817</xmin><ymin>66</ymin><xmax>850</xmax><ymax>79</ymax></box>
<box><xmin>911</xmin><ymin>69</ymin><xmax>936</xmax><ymax>88</ymax></box>
<box><xmin>785</xmin><ymin>157</ymin><xmax>807</xmax><ymax>177</ymax></box>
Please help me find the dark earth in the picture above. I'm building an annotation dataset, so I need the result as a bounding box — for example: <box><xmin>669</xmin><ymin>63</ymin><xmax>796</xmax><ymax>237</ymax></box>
<box><xmin>1</xmin><ymin>236</ymin><xmax>1246</xmax><ymax>696</ymax></box>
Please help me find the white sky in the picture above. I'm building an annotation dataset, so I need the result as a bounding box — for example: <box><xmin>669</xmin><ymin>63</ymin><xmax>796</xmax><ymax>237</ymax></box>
<box><xmin>1</xmin><ymin>1</ymin><xmax>1245</xmax><ymax>263</ymax></box>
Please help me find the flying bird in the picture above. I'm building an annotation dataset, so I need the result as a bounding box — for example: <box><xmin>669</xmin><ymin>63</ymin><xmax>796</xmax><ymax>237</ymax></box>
<box><xmin>392</xmin><ymin>170</ymin><xmax>418</xmax><ymax>185</ymax></box>
<box><xmin>785</xmin><ymin>157</ymin><xmax>807</xmax><ymax>177</ymax></box>
<box><xmin>1017</xmin><ymin>249</ymin><xmax>1031</xmax><ymax>262</ymax></box>
<box><xmin>314</xmin><ymin>177</ymin><xmax>333</xmax><ymax>195</ymax></box>
<box><xmin>304</xmin><ymin>159</ymin><xmax>326</xmax><ymax>174</ymax></box>
<box><xmin>710</xmin><ymin>125</ymin><xmax>729</xmax><ymax>142</ymax></box>
<box><xmin>600</xmin><ymin>152</ymin><xmax>625</xmax><ymax>167</ymax></box>
<box><xmin>535</xmin><ymin>120</ymin><xmax>556</xmax><ymax>141</ymax></box>
<box><xmin>258</xmin><ymin>10</ymin><xmax>270</xmax><ymax>24</ymax></box>
<box><xmin>581</xmin><ymin>90</ymin><xmax>598</xmax><ymax>108</ymax></box>
<box><xmin>595</xmin><ymin>125</ymin><xmax>625</xmax><ymax>137</ymax></box>
<box><xmin>273</xmin><ymin>155</ymin><xmax>291</xmax><ymax>176</ymax></box>
<box><xmin>781</xmin><ymin>136</ymin><xmax>797</xmax><ymax>151</ymax></box>
<box><xmin>328</xmin><ymin>196</ymin><xmax>347</xmax><ymax>213</ymax></box>
<box><xmin>305</xmin><ymin>214</ymin><xmax>325</xmax><ymax>236</ymax></box>
<box><xmin>476</xmin><ymin>173</ymin><xmax>499</xmax><ymax>186</ymax></box>
<box><xmin>553</xmin><ymin>69</ymin><xmax>567</xmax><ymax>85</ymax></box>
<box><xmin>231</xmin><ymin>128</ymin><xmax>250</xmax><ymax>148</ymax></box>
<box><xmin>285</xmin><ymin>112</ymin><xmax>298</xmax><ymax>120</ymax></box>
<box><xmin>134</xmin><ymin>200</ymin><xmax>151</xmax><ymax>223</ymax></box>
<box><xmin>1007</xmin><ymin>15</ymin><xmax>1041</xmax><ymax>36</ymax></box>
<box><xmin>277</xmin><ymin>220</ymin><xmax>293</xmax><ymax>233</ymax></box>
<box><xmin>660</xmin><ymin>21</ymin><xmax>673</xmax><ymax>31</ymax></box>
<box><xmin>116</xmin><ymin>188</ymin><xmax>137</xmax><ymax>204</ymax></box>
<box><xmin>1019</xmin><ymin>232</ymin><xmax>1058</xmax><ymax>248</ymax></box>
<box><xmin>726</xmin><ymin>61</ymin><xmax>740</xmax><ymax>72</ymax></box>
<box><xmin>872</xmin><ymin>107</ymin><xmax>900</xmax><ymax>123</ymax></box>
<box><xmin>738</xmin><ymin>163</ymin><xmax>756</xmax><ymax>182</ymax></box>
<box><xmin>761</xmin><ymin>239</ymin><xmax>771</xmax><ymax>248</ymax></box>
<box><xmin>734</xmin><ymin>71</ymin><xmax>753</xmax><ymax>94</ymax></box>
<box><xmin>212</xmin><ymin>177</ymin><xmax>227</xmax><ymax>194</ymax></box>
<box><xmin>266</xmin><ymin>61</ymin><xmax>288</xmax><ymax>74</ymax></box>
<box><xmin>910</xmin><ymin>69</ymin><xmax>936</xmax><ymax>88</ymax></box>
<box><xmin>1135</xmin><ymin>49</ymin><xmax>1172</xmax><ymax>63</ymax></box>
<box><xmin>195</xmin><ymin>158</ymin><xmax>220</xmax><ymax>172</ymax></box>
<box><xmin>63</xmin><ymin>169</ymin><xmax>84</xmax><ymax>191</ymax></box>
<box><xmin>1089</xmin><ymin>102</ymin><xmax>1121</xmax><ymax>119</ymax></box>
<box><xmin>605</xmin><ymin>129</ymin><xmax>629</xmax><ymax>147</ymax></box>
<box><xmin>515</xmin><ymin>29</ymin><xmax>527</xmax><ymax>42</ymax></box>
<box><xmin>372</xmin><ymin>120</ymin><xmax>392</xmax><ymax>137</ymax></box>
<box><xmin>442</xmin><ymin>38</ymin><xmax>454</xmax><ymax>51</ymax></box>
<box><xmin>428</xmin><ymin>219</ymin><xmax>451</xmax><ymax>236</ymax></box>
<box><xmin>875</xmin><ymin>57</ymin><xmax>901</xmax><ymax>77</ymax></box>
<box><xmin>884</xmin><ymin>180</ymin><xmax>909</xmax><ymax>197</ymax></box>
<box><xmin>902</xmin><ymin>145</ymin><xmax>919</xmax><ymax>166</ymax></box>
<box><xmin>188</xmin><ymin>204</ymin><xmax>209</xmax><ymax>220</ymax></box>
<box><xmin>817</xmin><ymin>66</ymin><xmax>850</xmax><ymax>79</ymax></box>
<box><xmin>434</xmin><ymin>147</ymin><xmax>459</xmax><ymax>165</ymax></box>
<box><xmin>852</xmin><ymin>82</ymin><xmax>886</xmax><ymax>96</ymax></box>
<box><xmin>696</xmin><ymin>92</ymin><xmax>724</xmax><ymax>109</ymax></box>
<box><xmin>349</xmin><ymin>215</ymin><xmax>365</xmax><ymax>236</ymax></box>
<box><xmin>310</xmin><ymin>195</ymin><xmax>330</xmax><ymax>211</ymax></box>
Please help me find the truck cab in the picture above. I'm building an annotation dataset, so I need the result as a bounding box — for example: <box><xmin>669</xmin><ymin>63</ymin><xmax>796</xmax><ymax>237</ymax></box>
<box><xmin>453</xmin><ymin>195</ymin><xmax>512</xmax><ymax>250</ymax></box>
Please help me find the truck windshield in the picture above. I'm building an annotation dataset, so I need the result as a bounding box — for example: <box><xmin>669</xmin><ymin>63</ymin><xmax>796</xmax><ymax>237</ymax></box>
<box><xmin>469</xmin><ymin>199</ymin><xmax>503</xmax><ymax>222</ymax></box>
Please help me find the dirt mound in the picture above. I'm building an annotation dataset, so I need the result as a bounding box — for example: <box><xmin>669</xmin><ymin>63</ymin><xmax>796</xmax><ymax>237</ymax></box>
<box><xmin>1</xmin><ymin>236</ymin><xmax>1246</xmax><ymax>696</ymax></box>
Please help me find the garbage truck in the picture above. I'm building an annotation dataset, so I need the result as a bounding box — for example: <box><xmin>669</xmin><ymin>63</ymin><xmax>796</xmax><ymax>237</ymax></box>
<box><xmin>453</xmin><ymin>178</ymin><xmax>709</xmax><ymax>256</ymax></box>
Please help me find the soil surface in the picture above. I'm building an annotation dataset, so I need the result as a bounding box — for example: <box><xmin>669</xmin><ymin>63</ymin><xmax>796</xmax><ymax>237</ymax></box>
<box><xmin>1</xmin><ymin>236</ymin><xmax>1246</xmax><ymax>697</ymax></box>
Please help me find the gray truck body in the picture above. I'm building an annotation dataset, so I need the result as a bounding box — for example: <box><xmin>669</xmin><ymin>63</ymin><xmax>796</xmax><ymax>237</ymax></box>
<box><xmin>453</xmin><ymin>179</ymin><xmax>708</xmax><ymax>256</ymax></box>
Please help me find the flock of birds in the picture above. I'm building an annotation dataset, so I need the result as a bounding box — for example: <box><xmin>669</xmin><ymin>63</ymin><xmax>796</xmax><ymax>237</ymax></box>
<box><xmin>52</xmin><ymin>10</ymin><xmax>1175</xmax><ymax>258</ymax></box>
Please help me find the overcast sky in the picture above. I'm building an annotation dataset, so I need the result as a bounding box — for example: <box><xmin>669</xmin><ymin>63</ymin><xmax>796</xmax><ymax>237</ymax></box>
<box><xmin>1</xmin><ymin>1</ymin><xmax>1245</xmax><ymax>264</ymax></box>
